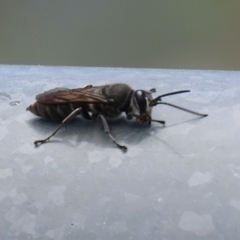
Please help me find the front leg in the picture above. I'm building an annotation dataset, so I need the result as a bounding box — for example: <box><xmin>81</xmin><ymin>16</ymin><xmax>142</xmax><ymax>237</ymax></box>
<box><xmin>98</xmin><ymin>115</ymin><xmax>127</xmax><ymax>152</ymax></box>
<box><xmin>127</xmin><ymin>113</ymin><xmax>165</xmax><ymax>125</ymax></box>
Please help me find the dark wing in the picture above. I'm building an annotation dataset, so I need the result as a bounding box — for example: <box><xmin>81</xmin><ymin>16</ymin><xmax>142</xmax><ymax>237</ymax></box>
<box><xmin>36</xmin><ymin>86</ymin><xmax>111</xmax><ymax>104</ymax></box>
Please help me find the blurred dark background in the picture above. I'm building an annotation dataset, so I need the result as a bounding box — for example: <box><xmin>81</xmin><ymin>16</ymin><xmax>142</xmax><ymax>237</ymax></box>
<box><xmin>1</xmin><ymin>1</ymin><xmax>240</xmax><ymax>70</ymax></box>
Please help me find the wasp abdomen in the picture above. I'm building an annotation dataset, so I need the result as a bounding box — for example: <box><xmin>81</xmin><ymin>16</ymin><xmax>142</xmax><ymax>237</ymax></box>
<box><xmin>27</xmin><ymin>102</ymin><xmax>74</xmax><ymax>120</ymax></box>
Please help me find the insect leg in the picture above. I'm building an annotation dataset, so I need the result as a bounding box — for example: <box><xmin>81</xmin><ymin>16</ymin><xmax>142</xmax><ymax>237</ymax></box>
<box><xmin>34</xmin><ymin>107</ymin><xmax>82</xmax><ymax>146</ymax></box>
<box><xmin>149</xmin><ymin>88</ymin><xmax>156</xmax><ymax>93</ymax></box>
<box><xmin>127</xmin><ymin>113</ymin><xmax>165</xmax><ymax>125</ymax></box>
<box><xmin>98</xmin><ymin>115</ymin><xmax>127</xmax><ymax>152</ymax></box>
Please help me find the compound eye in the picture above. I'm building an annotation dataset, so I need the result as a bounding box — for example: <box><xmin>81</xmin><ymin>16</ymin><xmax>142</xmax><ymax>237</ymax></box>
<box><xmin>134</xmin><ymin>90</ymin><xmax>146</xmax><ymax>114</ymax></box>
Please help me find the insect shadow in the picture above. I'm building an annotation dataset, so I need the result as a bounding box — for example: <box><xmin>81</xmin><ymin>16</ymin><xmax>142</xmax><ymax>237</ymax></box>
<box><xmin>26</xmin><ymin>116</ymin><xmax>158</xmax><ymax>149</ymax></box>
<box><xmin>27</xmin><ymin>114</ymin><xmax>201</xmax><ymax>153</ymax></box>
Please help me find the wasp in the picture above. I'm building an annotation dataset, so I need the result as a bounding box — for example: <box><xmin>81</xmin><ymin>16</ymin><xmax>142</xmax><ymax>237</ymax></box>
<box><xmin>27</xmin><ymin>83</ymin><xmax>208</xmax><ymax>151</ymax></box>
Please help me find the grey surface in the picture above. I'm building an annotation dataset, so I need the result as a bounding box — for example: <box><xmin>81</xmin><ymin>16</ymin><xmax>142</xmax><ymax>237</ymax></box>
<box><xmin>0</xmin><ymin>65</ymin><xmax>239</xmax><ymax>239</ymax></box>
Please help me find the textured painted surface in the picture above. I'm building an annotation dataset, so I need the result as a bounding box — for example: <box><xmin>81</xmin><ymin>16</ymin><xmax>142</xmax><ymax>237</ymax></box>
<box><xmin>0</xmin><ymin>65</ymin><xmax>240</xmax><ymax>239</ymax></box>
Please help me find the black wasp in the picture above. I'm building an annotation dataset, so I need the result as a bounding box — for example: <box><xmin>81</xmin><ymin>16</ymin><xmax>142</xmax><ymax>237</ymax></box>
<box><xmin>27</xmin><ymin>83</ymin><xmax>207</xmax><ymax>151</ymax></box>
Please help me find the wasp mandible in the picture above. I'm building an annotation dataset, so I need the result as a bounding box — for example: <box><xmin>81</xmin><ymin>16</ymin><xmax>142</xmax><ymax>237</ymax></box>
<box><xmin>27</xmin><ymin>83</ymin><xmax>208</xmax><ymax>151</ymax></box>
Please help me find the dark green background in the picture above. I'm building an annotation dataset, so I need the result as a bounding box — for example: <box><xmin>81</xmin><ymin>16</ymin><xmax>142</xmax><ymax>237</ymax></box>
<box><xmin>1</xmin><ymin>1</ymin><xmax>239</xmax><ymax>70</ymax></box>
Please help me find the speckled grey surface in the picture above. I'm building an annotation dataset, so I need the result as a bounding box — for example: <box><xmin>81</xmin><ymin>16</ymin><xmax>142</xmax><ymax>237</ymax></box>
<box><xmin>0</xmin><ymin>65</ymin><xmax>240</xmax><ymax>239</ymax></box>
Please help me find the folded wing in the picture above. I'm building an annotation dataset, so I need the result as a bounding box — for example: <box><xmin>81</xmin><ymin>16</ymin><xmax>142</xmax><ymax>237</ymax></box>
<box><xmin>36</xmin><ymin>86</ymin><xmax>111</xmax><ymax>104</ymax></box>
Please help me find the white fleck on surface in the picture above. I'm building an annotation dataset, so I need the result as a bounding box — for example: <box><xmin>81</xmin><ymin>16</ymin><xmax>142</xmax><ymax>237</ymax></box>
<box><xmin>67</xmin><ymin>134</ymin><xmax>78</xmax><ymax>146</ymax></box>
<box><xmin>230</xmin><ymin>199</ymin><xmax>240</xmax><ymax>212</ymax></box>
<box><xmin>15</xmin><ymin>113</ymin><xmax>27</xmax><ymax>124</ymax></box>
<box><xmin>126</xmin><ymin>146</ymin><xmax>143</xmax><ymax>157</ymax></box>
<box><xmin>18</xmin><ymin>141</ymin><xmax>44</xmax><ymax>154</ymax></box>
<box><xmin>109</xmin><ymin>157</ymin><xmax>122</xmax><ymax>168</ymax></box>
<box><xmin>184</xmin><ymin>91</ymin><xmax>216</xmax><ymax>104</ymax></box>
<box><xmin>0</xmin><ymin>168</ymin><xmax>13</xmax><ymax>179</ymax></box>
<box><xmin>46</xmin><ymin>227</ymin><xmax>64</xmax><ymax>239</ymax></box>
<box><xmin>233</xmin><ymin>104</ymin><xmax>240</xmax><ymax>127</ymax></box>
<box><xmin>9</xmin><ymin>100</ymin><xmax>20</xmax><ymax>106</ymax></box>
<box><xmin>14</xmin><ymin>193</ymin><xmax>28</xmax><ymax>205</ymax></box>
<box><xmin>70</xmin><ymin>213</ymin><xmax>86</xmax><ymax>230</ymax></box>
<box><xmin>4</xmin><ymin>208</ymin><xmax>21</xmax><ymax>223</ymax></box>
<box><xmin>8</xmin><ymin>189</ymin><xmax>28</xmax><ymax>205</ymax></box>
<box><xmin>34</xmin><ymin>199</ymin><xmax>49</xmax><ymax>213</ymax></box>
<box><xmin>124</xmin><ymin>193</ymin><xmax>141</xmax><ymax>205</ymax></box>
<box><xmin>88</xmin><ymin>149</ymin><xmax>106</xmax><ymax>163</ymax></box>
<box><xmin>0</xmin><ymin>92</ymin><xmax>11</xmax><ymax>100</ymax></box>
<box><xmin>109</xmin><ymin>151</ymin><xmax>123</xmax><ymax>168</ymax></box>
<box><xmin>158</xmin><ymin>123</ymin><xmax>196</xmax><ymax>139</ymax></box>
<box><xmin>109</xmin><ymin>220</ymin><xmax>127</xmax><ymax>236</ymax></box>
<box><xmin>0</xmin><ymin>190</ymin><xmax>7</xmax><ymax>201</ymax></box>
<box><xmin>10</xmin><ymin>212</ymin><xmax>36</xmax><ymax>236</ymax></box>
<box><xmin>48</xmin><ymin>186</ymin><xmax>66</xmax><ymax>206</ymax></box>
<box><xmin>79</xmin><ymin>141</ymin><xmax>88</xmax><ymax>148</ymax></box>
<box><xmin>188</xmin><ymin>172</ymin><xmax>213</xmax><ymax>187</ymax></box>
<box><xmin>22</xmin><ymin>164</ymin><xmax>33</xmax><ymax>174</ymax></box>
<box><xmin>233</xmin><ymin>173</ymin><xmax>240</xmax><ymax>178</ymax></box>
<box><xmin>0</xmin><ymin>127</ymin><xmax>8</xmax><ymax>141</ymax></box>
<box><xmin>98</xmin><ymin>197</ymin><xmax>111</xmax><ymax>207</ymax></box>
<box><xmin>8</xmin><ymin>189</ymin><xmax>18</xmax><ymax>198</ymax></box>
<box><xmin>44</xmin><ymin>156</ymin><xmax>54</xmax><ymax>165</ymax></box>
<box><xmin>179</xmin><ymin>211</ymin><xmax>215</xmax><ymax>236</ymax></box>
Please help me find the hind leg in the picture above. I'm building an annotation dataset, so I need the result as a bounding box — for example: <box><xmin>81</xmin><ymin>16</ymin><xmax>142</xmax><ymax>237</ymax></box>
<box><xmin>34</xmin><ymin>107</ymin><xmax>82</xmax><ymax>146</ymax></box>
